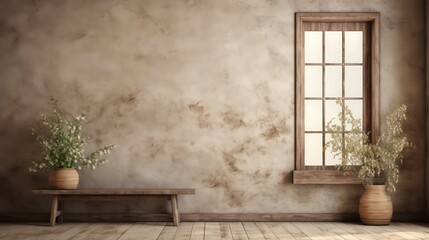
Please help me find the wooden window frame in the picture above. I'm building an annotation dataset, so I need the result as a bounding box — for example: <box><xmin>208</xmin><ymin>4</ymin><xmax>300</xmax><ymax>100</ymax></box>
<box><xmin>294</xmin><ymin>13</ymin><xmax>380</xmax><ymax>184</ymax></box>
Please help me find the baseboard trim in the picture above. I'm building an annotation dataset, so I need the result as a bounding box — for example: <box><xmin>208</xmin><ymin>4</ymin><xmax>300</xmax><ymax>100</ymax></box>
<box><xmin>181</xmin><ymin>213</ymin><xmax>361</xmax><ymax>222</ymax></box>
<box><xmin>0</xmin><ymin>212</ymin><xmax>425</xmax><ymax>222</ymax></box>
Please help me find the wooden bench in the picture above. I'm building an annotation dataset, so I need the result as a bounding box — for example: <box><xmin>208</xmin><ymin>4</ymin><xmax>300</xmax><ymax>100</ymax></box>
<box><xmin>32</xmin><ymin>188</ymin><xmax>196</xmax><ymax>226</ymax></box>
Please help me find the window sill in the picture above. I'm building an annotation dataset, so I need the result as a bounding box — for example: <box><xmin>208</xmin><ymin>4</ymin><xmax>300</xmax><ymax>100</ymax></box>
<box><xmin>293</xmin><ymin>170</ymin><xmax>361</xmax><ymax>184</ymax></box>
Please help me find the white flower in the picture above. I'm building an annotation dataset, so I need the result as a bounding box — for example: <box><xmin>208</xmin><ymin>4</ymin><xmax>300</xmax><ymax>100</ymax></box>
<box><xmin>30</xmin><ymin>98</ymin><xmax>116</xmax><ymax>173</ymax></box>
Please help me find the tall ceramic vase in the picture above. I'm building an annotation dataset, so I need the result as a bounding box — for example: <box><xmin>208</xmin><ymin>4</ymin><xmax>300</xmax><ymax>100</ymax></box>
<box><xmin>49</xmin><ymin>168</ymin><xmax>79</xmax><ymax>189</ymax></box>
<box><xmin>359</xmin><ymin>185</ymin><xmax>393</xmax><ymax>225</ymax></box>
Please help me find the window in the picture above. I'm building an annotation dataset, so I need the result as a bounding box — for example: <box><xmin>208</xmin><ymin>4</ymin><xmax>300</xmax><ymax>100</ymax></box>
<box><xmin>294</xmin><ymin>13</ymin><xmax>380</xmax><ymax>184</ymax></box>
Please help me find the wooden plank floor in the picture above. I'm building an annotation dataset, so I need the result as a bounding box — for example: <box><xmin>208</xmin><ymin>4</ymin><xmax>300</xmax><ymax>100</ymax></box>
<box><xmin>0</xmin><ymin>222</ymin><xmax>428</xmax><ymax>240</ymax></box>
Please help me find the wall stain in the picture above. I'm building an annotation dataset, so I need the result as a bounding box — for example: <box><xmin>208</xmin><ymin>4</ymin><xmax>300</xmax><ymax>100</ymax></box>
<box><xmin>71</xmin><ymin>79</ymin><xmax>86</xmax><ymax>100</ymax></box>
<box><xmin>253</xmin><ymin>84</ymin><xmax>291</xmax><ymax>141</ymax></box>
<box><xmin>202</xmin><ymin>171</ymin><xmax>245</xmax><ymax>207</ymax></box>
<box><xmin>202</xmin><ymin>136</ymin><xmax>271</xmax><ymax>207</ymax></box>
<box><xmin>121</xmin><ymin>2</ymin><xmax>152</xmax><ymax>20</ymax></box>
<box><xmin>253</xmin><ymin>169</ymin><xmax>271</xmax><ymax>179</ymax></box>
<box><xmin>255</xmin><ymin>16</ymin><xmax>274</xmax><ymax>31</ymax></box>
<box><xmin>262</xmin><ymin>126</ymin><xmax>280</xmax><ymax>140</ymax></box>
<box><xmin>136</xmin><ymin>8</ymin><xmax>152</xmax><ymax>20</ymax></box>
<box><xmin>292</xmin><ymin>188</ymin><xmax>312</xmax><ymax>204</ymax></box>
<box><xmin>188</xmin><ymin>101</ymin><xmax>204</xmax><ymax>114</ymax></box>
<box><xmin>222</xmin><ymin>152</ymin><xmax>241</xmax><ymax>172</ymax></box>
<box><xmin>188</xmin><ymin>101</ymin><xmax>212</xmax><ymax>128</ymax></box>
<box><xmin>153</xmin><ymin>21</ymin><xmax>168</xmax><ymax>35</ymax></box>
<box><xmin>101</xmin><ymin>9</ymin><xmax>114</xmax><ymax>23</ymax></box>
<box><xmin>267</xmin><ymin>46</ymin><xmax>287</xmax><ymax>67</ymax></box>
<box><xmin>120</xmin><ymin>1</ymin><xmax>170</xmax><ymax>35</ymax></box>
<box><xmin>148</xmin><ymin>142</ymin><xmax>165</xmax><ymax>159</ymax></box>
<box><xmin>262</xmin><ymin>118</ymin><xmax>288</xmax><ymax>140</ymax></box>
<box><xmin>9</xmin><ymin>34</ymin><xmax>19</xmax><ymax>51</ymax></box>
<box><xmin>134</xmin><ymin>53</ymin><xmax>144</xmax><ymax>61</ymax></box>
<box><xmin>226</xmin><ymin>138</ymin><xmax>267</xmax><ymax>159</ymax></box>
<box><xmin>52</xmin><ymin>81</ymin><xmax>140</xmax><ymax>122</ymax></box>
<box><xmin>111</xmin><ymin>91</ymin><xmax>139</xmax><ymax>117</ymax></box>
<box><xmin>118</xmin><ymin>92</ymin><xmax>138</xmax><ymax>104</ymax></box>
<box><xmin>264</xmin><ymin>96</ymin><xmax>270</xmax><ymax>103</ymax></box>
<box><xmin>223</xmin><ymin>69</ymin><xmax>230</xmax><ymax>81</ymax></box>
<box><xmin>203</xmin><ymin>172</ymin><xmax>229</xmax><ymax>189</ymax></box>
<box><xmin>0</xmin><ymin>21</ymin><xmax>19</xmax><ymax>51</ymax></box>
<box><xmin>252</xmin><ymin>169</ymin><xmax>272</xmax><ymax>184</ymax></box>
<box><xmin>228</xmin><ymin>191</ymin><xmax>245</xmax><ymax>207</ymax></box>
<box><xmin>61</xmin><ymin>32</ymin><xmax>87</xmax><ymax>42</ymax></box>
<box><xmin>221</xmin><ymin>111</ymin><xmax>246</xmax><ymax>129</ymax></box>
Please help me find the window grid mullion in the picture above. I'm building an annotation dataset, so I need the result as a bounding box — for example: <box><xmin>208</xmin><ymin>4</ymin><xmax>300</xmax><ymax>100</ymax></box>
<box><xmin>341</xmin><ymin>30</ymin><xmax>346</xmax><ymax>161</ymax></box>
<box><xmin>322</xmin><ymin>31</ymin><xmax>326</xmax><ymax>167</ymax></box>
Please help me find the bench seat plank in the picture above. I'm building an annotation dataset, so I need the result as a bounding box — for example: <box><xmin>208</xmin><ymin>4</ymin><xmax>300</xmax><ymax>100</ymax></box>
<box><xmin>32</xmin><ymin>188</ymin><xmax>196</xmax><ymax>195</ymax></box>
<box><xmin>32</xmin><ymin>188</ymin><xmax>195</xmax><ymax>226</ymax></box>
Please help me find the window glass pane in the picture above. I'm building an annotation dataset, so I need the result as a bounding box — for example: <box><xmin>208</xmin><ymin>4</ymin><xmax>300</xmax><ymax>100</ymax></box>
<box><xmin>305</xmin><ymin>133</ymin><xmax>323</xmax><ymax>166</ymax></box>
<box><xmin>325</xmin><ymin>100</ymin><xmax>342</xmax><ymax>130</ymax></box>
<box><xmin>325</xmin><ymin>134</ymin><xmax>341</xmax><ymax>166</ymax></box>
<box><xmin>325</xmin><ymin>31</ymin><xmax>342</xmax><ymax>63</ymax></box>
<box><xmin>325</xmin><ymin>66</ymin><xmax>342</xmax><ymax>97</ymax></box>
<box><xmin>345</xmin><ymin>31</ymin><xmax>363</xmax><ymax>63</ymax></box>
<box><xmin>305</xmin><ymin>31</ymin><xmax>322</xmax><ymax>63</ymax></box>
<box><xmin>305</xmin><ymin>100</ymin><xmax>322</xmax><ymax>131</ymax></box>
<box><xmin>345</xmin><ymin>100</ymin><xmax>363</xmax><ymax>130</ymax></box>
<box><xmin>345</xmin><ymin>66</ymin><xmax>363</xmax><ymax>97</ymax></box>
<box><xmin>305</xmin><ymin>66</ymin><xmax>322</xmax><ymax>97</ymax></box>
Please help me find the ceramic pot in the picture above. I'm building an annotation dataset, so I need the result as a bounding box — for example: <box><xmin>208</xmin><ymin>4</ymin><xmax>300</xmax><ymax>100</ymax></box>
<box><xmin>48</xmin><ymin>168</ymin><xmax>79</xmax><ymax>189</ymax></box>
<box><xmin>359</xmin><ymin>185</ymin><xmax>393</xmax><ymax>225</ymax></box>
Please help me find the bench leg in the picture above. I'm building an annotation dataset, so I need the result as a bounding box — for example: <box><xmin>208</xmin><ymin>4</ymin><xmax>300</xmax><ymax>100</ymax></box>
<box><xmin>57</xmin><ymin>200</ymin><xmax>64</xmax><ymax>223</ymax></box>
<box><xmin>171</xmin><ymin>195</ymin><xmax>180</xmax><ymax>226</ymax></box>
<box><xmin>50</xmin><ymin>195</ymin><xmax>58</xmax><ymax>226</ymax></box>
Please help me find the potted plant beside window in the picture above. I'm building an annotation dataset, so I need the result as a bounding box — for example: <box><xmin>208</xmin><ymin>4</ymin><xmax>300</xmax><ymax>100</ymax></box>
<box><xmin>29</xmin><ymin>98</ymin><xmax>117</xmax><ymax>189</ymax></box>
<box><xmin>326</xmin><ymin>101</ymin><xmax>411</xmax><ymax>225</ymax></box>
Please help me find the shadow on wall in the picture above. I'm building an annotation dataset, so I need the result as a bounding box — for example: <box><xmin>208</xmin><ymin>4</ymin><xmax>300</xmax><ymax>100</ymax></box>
<box><xmin>379</xmin><ymin>10</ymin><xmax>426</xmax><ymax>211</ymax></box>
<box><xmin>0</xmin><ymin>118</ymin><xmax>48</xmax><ymax>212</ymax></box>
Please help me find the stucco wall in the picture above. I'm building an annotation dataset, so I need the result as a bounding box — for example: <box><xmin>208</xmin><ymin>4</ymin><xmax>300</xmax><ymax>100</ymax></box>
<box><xmin>0</xmin><ymin>0</ymin><xmax>425</xmax><ymax>215</ymax></box>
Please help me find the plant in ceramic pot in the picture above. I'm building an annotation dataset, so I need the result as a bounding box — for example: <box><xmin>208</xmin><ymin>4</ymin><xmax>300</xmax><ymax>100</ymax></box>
<box><xmin>326</xmin><ymin>100</ymin><xmax>411</xmax><ymax>225</ymax></box>
<box><xmin>29</xmin><ymin>97</ymin><xmax>117</xmax><ymax>189</ymax></box>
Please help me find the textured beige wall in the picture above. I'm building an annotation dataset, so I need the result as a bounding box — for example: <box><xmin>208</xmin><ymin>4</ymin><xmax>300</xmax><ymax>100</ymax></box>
<box><xmin>0</xmin><ymin>0</ymin><xmax>425</xmax><ymax>215</ymax></box>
